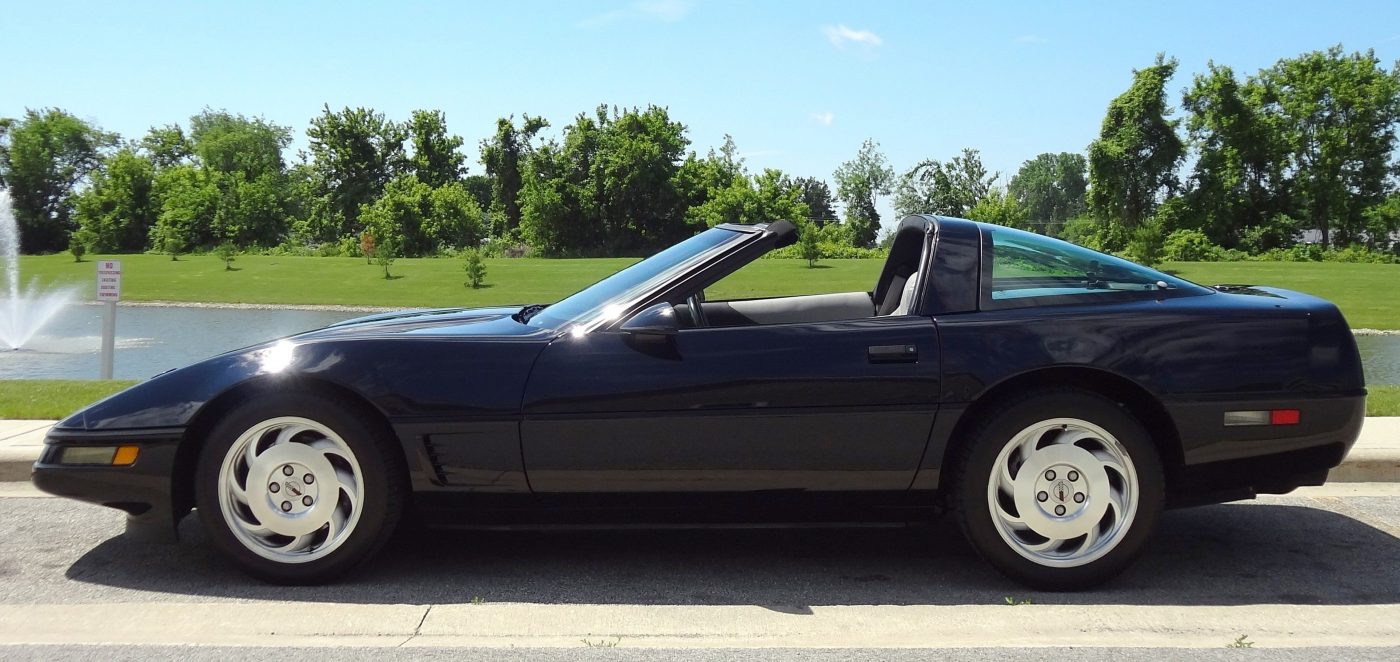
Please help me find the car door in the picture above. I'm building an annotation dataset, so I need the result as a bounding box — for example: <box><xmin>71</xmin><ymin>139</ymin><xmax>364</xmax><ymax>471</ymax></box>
<box><xmin>519</xmin><ymin>315</ymin><xmax>940</xmax><ymax>493</ymax></box>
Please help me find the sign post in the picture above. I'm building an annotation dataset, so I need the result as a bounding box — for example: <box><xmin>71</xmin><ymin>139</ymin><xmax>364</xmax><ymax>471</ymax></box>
<box><xmin>96</xmin><ymin>260</ymin><xmax>121</xmax><ymax>379</ymax></box>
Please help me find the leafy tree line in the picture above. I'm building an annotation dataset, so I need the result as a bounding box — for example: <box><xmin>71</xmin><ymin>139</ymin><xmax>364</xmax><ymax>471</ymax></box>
<box><xmin>0</xmin><ymin>104</ymin><xmax>842</xmax><ymax>259</ymax></box>
<box><xmin>882</xmin><ymin>45</ymin><xmax>1400</xmax><ymax>263</ymax></box>
<box><xmin>2</xmin><ymin>44</ymin><xmax>1397</xmax><ymax>264</ymax></box>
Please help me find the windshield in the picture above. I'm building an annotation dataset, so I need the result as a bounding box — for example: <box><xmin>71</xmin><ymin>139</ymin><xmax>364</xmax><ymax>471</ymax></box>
<box><xmin>527</xmin><ymin>227</ymin><xmax>748</xmax><ymax>330</ymax></box>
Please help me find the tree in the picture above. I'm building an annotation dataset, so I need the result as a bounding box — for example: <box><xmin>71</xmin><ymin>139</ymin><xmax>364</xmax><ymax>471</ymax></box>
<box><xmin>463</xmin><ymin>248</ymin><xmax>487</xmax><ymax>288</ymax></box>
<box><xmin>427</xmin><ymin>181</ymin><xmax>486</xmax><ymax>250</ymax></box>
<box><xmin>1260</xmin><ymin>46</ymin><xmax>1400</xmax><ymax>248</ymax></box>
<box><xmin>894</xmin><ymin>148</ymin><xmax>998</xmax><ymax>219</ymax></box>
<box><xmin>797</xmin><ymin>220</ymin><xmax>820</xmax><ymax>267</ymax></box>
<box><xmin>360</xmin><ymin>174</ymin><xmax>486</xmax><ymax>256</ymax></box>
<box><xmin>967</xmin><ymin>188</ymin><xmax>1030</xmax><ymax>230</ymax></box>
<box><xmin>360</xmin><ymin>174</ymin><xmax>434</xmax><ymax>257</ymax></box>
<box><xmin>520</xmin><ymin>105</ymin><xmax>691</xmax><ymax>255</ymax></box>
<box><xmin>304</xmin><ymin>105</ymin><xmax>405</xmax><ymax>242</ymax></box>
<box><xmin>1007</xmin><ymin>152</ymin><xmax>1087</xmax><ymax>235</ymax></box>
<box><xmin>374</xmin><ymin>232</ymin><xmax>401</xmax><ymax>279</ymax></box>
<box><xmin>151</xmin><ymin>164</ymin><xmax>219</xmax><ymax>252</ymax></box>
<box><xmin>154</xmin><ymin>110</ymin><xmax>298</xmax><ymax>249</ymax></box>
<box><xmin>684</xmin><ymin>167</ymin><xmax>809</xmax><ymax>228</ymax></box>
<box><xmin>139</xmin><ymin>124</ymin><xmax>192</xmax><ymax>168</ymax></box>
<box><xmin>73</xmin><ymin>148</ymin><xmax>157</xmax><ymax>252</ymax></box>
<box><xmin>793</xmin><ymin>177</ymin><xmax>837</xmax><ymax>224</ymax></box>
<box><xmin>0</xmin><ymin>108</ymin><xmax>116</xmax><ymax>252</ymax></box>
<box><xmin>1180</xmin><ymin>63</ymin><xmax>1290</xmax><ymax>247</ymax></box>
<box><xmin>1088</xmin><ymin>54</ymin><xmax>1185</xmax><ymax>236</ymax></box>
<box><xmin>1362</xmin><ymin>195</ymin><xmax>1400</xmax><ymax>251</ymax></box>
<box><xmin>833</xmin><ymin>139</ymin><xmax>894</xmax><ymax>247</ymax></box>
<box><xmin>360</xmin><ymin>231</ymin><xmax>376</xmax><ymax>264</ymax></box>
<box><xmin>189</xmin><ymin>110</ymin><xmax>289</xmax><ymax>180</ymax></box>
<box><xmin>480</xmin><ymin>114</ymin><xmax>548</xmax><ymax>236</ymax></box>
<box><xmin>406</xmin><ymin>109</ymin><xmax>465</xmax><ymax>188</ymax></box>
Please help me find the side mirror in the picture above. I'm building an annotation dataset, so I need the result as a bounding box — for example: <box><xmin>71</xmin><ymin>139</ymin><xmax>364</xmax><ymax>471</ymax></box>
<box><xmin>620</xmin><ymin>302</ymin><xmax>679</xmax><ymax>337</ymax></box>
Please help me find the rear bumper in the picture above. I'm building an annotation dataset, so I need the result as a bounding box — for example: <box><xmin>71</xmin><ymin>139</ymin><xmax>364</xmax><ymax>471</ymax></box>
<box><xmin>31</xmin><ymin>427</ymin><xmax>184</xmax><ymax>542</ymax></box>
<box><xmin>1164</xmin><ymin>393</ymin><xmax>1365</xmax><ymax>505</ymax></box>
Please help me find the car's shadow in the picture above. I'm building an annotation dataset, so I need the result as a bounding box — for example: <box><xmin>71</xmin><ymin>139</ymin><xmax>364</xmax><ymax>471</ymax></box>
<box><xmin>65</xmin><ymin>502</ymin><xmax>1400</xmax><ymax>607</ymax></box>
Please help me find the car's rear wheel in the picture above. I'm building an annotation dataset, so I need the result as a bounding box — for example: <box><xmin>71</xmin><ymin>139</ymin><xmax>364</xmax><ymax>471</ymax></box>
<box><xmin>953</xmin><ymin>388</ymin><xmax>1164</xmax><ymax>590</ymax></box>
<box><xmin>194</xmin><ymin>390</ymin><xmax>405</xmax><ymax>584</ymax></box>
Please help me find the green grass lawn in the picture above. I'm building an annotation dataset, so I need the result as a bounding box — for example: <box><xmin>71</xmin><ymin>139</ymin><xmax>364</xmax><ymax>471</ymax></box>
<box><xmin>1163</xmin><ymin>261</ymin><xmax>1400</xmax><ymax>330</ymax></box>
<box><xmin>17</xmin><ymin>253</ymin><xmax>883</xmax><ymax>309</ymax></box>
<box><xmin>0</xmin><ymin>380</ymin><xmax>1395</xmax><ymax>420</ymax></box>
<box><xmin>0</xmin><ymin>380</ymin><xmax>138</xmax><ymax>420</ymax></box>
<box><xmin>17</xmin><ymin>253</ymin><xmax>1396</xmax><ymax>328</ymax></box>
<box><xmin>1370</xmin><ymin>385</ymin><xmax>1400</xmax><ymax>417</ymax></box>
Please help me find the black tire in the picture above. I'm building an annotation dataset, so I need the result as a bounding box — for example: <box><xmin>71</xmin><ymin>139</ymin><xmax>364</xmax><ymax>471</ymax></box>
<box><xmin>952</xmin><ymin>388</ymin><xmax>1165</xmax><ymax>590</ymax></box>
<box><xmin>194</xmin><ymin>389</ymin><xmax>406</xmax><ymax>584</ymax></box>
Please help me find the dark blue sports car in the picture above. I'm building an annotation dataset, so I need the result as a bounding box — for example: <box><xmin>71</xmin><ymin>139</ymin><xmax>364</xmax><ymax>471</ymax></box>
<box><xmin>33</xmin><ymin>215</ymin><xmax>1367</xmax><ymax>589</ymax></box>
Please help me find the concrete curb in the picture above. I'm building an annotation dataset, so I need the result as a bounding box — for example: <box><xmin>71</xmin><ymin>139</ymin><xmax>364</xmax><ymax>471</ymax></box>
<box><xmin>2</xmin><ymin>418</ymin><xmax>1398</xmax><ymax>484</ymax></box>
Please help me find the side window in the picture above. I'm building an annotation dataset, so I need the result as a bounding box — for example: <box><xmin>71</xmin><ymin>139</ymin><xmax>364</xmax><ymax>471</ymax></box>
<box><xmin>989</xmin><ymin>227</ymin><xmax>1194</xmax><ymax>301</ymax></box>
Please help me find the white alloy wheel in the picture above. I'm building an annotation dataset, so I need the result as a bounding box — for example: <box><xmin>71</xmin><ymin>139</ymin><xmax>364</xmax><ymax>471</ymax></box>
<box><xmin>986</xmin><ymin>417</ymin><xmax>1139</xmax><ymax>567</ymax></box>
<box><xmin>217</xmin><ymin>416</ymin><xmax>365</xmax><ymax>564</ymax></box>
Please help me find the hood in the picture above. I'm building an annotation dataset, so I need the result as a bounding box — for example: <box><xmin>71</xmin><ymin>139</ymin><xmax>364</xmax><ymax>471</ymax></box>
<box><xmin>301</xmin><ymin>305</ymin><xmax>549</xmax><ymax>340</ymax></box>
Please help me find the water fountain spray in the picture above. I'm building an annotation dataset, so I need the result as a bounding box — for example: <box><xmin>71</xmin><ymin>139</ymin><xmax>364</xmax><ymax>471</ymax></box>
<box><xmin>0</xmin><ymin>190</ymin><xmax>79</xmax><ymax>350</ymax></box>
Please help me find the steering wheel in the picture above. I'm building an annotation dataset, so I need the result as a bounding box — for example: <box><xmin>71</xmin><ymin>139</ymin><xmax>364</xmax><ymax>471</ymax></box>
<box><xmin>686</xmin><ymin>291</ymin><xmax>708</xmax><ymax>328</ymax></box>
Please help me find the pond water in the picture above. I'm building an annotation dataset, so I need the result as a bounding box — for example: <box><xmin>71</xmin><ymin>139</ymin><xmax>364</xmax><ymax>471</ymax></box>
<box><xmin>0</xmin><ymin>304</ymin><xmax>358</xmax><ymax>380</ymax></box>
<box><xmin>1</xmin><ymin>303</ymin><xmax>1398</xmax><ymax>385</ymax></box>
<box><xmin>1356</xmin><ymin>334</ymin><xmax>1400</xmax><ymax>386</ymax></box>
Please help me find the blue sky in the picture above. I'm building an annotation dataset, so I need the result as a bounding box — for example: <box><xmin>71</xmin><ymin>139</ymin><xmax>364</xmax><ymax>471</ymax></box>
<box><xmin>4</xmin><ymin>0</ymin><xmax>1399</xmax><ymax>227</ymax></box>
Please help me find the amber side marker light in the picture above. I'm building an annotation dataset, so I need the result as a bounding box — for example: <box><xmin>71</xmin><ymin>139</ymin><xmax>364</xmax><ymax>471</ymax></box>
<box><xmin>1223</xmin><ymin>409</ymin><xmax>1301</xmax><ymax>427</ymax></box>
<box><xmin>59</xmin><ymin>445</ymin><xmax>141</xmax><ymax>466</ymax></box>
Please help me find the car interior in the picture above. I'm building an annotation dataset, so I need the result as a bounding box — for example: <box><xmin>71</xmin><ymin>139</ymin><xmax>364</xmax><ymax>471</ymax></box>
<box><xmin>674</xmin><ymin>221</ymin><xmax>932</xmax><ymax>328</ymax></box>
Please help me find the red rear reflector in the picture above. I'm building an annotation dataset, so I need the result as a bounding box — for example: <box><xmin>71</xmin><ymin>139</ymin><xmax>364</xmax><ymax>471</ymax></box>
<box><xmin>1270</xmin><ymin>409</ymin><xmax>1300</xmax><ymax>425</ymax></box>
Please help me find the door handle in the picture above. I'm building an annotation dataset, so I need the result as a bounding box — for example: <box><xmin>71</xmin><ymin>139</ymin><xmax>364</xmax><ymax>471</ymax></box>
<box><xmin>868</xmin><ymin>344</ymin><xmax>918</xmax><ymax>363</ymax></box>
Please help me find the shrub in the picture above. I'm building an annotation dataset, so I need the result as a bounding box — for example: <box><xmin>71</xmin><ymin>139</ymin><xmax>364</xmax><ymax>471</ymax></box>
<box><xmin>463</xmin><ymin>248</ymin><xmax>487</xmax><ymax>288</ymax></box>
<box><xmin>163</xmin><ymin>236</ymin><xmax>182</xmax><ymax>261</ymax></box>
<box><xmin>213</xmin><ymin>242</ymin><xmax>238</xmax><ymax>271</ymax></box>
<box><xmin>1239</xmin><ymin>214</ymin><xmax>1299</xmax><ymax>253</ymax></box>
<box><xmin>1321</xmin><ymin>245</ymin><xmax>1400</xmax><ymax>264</ymax></box>
<box><xmin>69</xmin><ymin>238</ymin><xmax>87</xmax><ymax>263</ymax></box>
<box><xmin>1162</xmin><ymin>229</ymin><xmax>1222</xmax><ymax>262</ymax></box>
<box><xmin>1123</xmin><ymin>218</ymin><xmax>1165</xmax><ymax>267</ymax></box>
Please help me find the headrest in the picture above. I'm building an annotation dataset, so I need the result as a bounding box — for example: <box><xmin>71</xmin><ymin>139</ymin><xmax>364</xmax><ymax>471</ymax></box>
<box><xmin>765</xmin><ymin>220</ymin><xmax>798</xmax><ymax>248</ymax></box>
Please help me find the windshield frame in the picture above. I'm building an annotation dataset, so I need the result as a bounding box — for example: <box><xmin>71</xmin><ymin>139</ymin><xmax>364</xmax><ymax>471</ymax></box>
<box><xmin>525</xmin><ymin>226</ymin><xmax>754</xmax><ymax>333</ymax></box>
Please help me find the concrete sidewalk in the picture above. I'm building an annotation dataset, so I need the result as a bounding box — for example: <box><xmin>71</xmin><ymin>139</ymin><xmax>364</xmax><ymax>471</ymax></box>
<box><xmin>2</xmin><ymin>417</ymin><xmax>1397</xmax><ymax>483</ymax></box>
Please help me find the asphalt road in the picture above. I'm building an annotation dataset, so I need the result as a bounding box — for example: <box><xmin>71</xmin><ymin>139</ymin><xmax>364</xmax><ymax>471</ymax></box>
<box><xmin>0</xmin><ymin>483</ymin><xmax>1398</xmax><ymax>657</ymax></box>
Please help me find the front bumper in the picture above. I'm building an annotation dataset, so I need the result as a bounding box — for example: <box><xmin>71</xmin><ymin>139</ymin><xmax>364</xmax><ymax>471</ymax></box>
<box><xmin>31</xmin><ymin>426</ymin><xmax>185</xmax><ymax>542</ymax></box>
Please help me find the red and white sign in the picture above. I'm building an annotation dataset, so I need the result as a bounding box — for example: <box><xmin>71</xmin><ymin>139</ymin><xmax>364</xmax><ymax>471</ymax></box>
<box><xmin>96</xmin><ymin>260</ymin><xmax>122</xmax><ymax>302</ymax></box>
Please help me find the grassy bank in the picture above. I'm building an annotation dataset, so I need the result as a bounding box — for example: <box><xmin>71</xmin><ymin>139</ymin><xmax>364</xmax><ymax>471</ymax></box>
<box><xmin>15</xmin><ymin>253</ymin><xmax>1399</xmax><ymax>329</ymax></box>
<box><xmin>0</xmin><ymin>380</ymin><xmax>1395</xmax><ymax>421</ymax></box>
<box><xmin>0</xmin><ymin>380</ymin><xmax>138</xmax><ymax>419</ymax></box>
<box><xmin>1162</xmin><ymin>261</ymin><xmax>1400</xmax><ymax>331</ymax></box>
<box><xmin>16</xmin><ymin>253</ymin><xmax>883</xmax><ymax>309</ymax></box>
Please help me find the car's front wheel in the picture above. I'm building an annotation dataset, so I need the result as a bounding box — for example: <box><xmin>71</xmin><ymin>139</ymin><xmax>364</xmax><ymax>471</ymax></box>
<box><xmin>953</xmin><ymin>388</ymin><xmax>1164</xmax><ymax>590</ymax></box>
<box><xmin>194</xmin><ymin>390</ymin><xmax>405</xmax><ymax>584</ymax></box>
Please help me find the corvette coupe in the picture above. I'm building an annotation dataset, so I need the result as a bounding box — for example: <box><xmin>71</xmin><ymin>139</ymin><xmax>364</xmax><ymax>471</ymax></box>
<box><xmin>33</xmin><ymin>215</ymin><xmax>1366</xmax><ymax>589</ymax></box>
